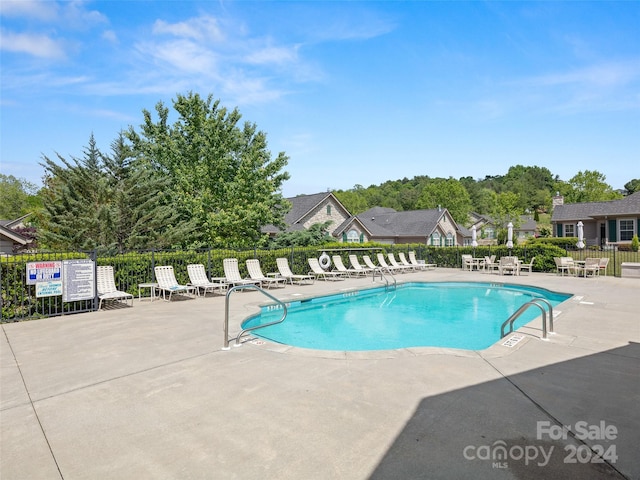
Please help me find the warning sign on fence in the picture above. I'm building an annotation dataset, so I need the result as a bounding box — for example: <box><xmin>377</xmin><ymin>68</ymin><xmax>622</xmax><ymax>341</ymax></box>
<box><xmin>26</xmin><ymin>261</ymin><xmax>62</xmax><ymax>285</ymax></box>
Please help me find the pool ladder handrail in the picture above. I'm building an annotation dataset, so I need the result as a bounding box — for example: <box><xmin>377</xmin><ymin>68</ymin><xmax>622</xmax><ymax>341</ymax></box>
<box><xmin>223</xmin><ymin>284</ymin><xmax>288</xmax><ymax>350</ymax></box>
<box><xmin>372</xmin><ymin>267</ymin><xmax>396</xmax><ymax>290</ymax></box>
<box><xmin>500</xmin><ymin>298</ymin><xmax>554</xmax><ymax>340</ymax></box>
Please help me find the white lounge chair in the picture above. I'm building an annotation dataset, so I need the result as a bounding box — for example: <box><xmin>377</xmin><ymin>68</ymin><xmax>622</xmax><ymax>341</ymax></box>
<box><xmin>187</xmin><ymin>264</ymin><xmax>228</xmax><ymax>296</ymax></box>
<box><xmin>387</xmin><ymin>252</ymin><xmax>413</xmax><ymax>272</ymax></box>
<box><xmin>408</xmin><ymin>251</ymin><xmax>436</xmax><ymax>270</ymax></box>
<box><xmin>362</xmin><ymin>255</ymin><xmax>380</xmax><ymax>271</ymax></box>
<box><xmin>97</xmin><ymin>266</ymin><xmax>133</xmax><ymax>309</ymax></box>
<box><xmin>332</xmin><ymin>255</ymin><xmax>365</xmax><ymax>277</ymax></box>
<box><xmin>276</xmin><ymin>258</ymin><xmax>314</xmax><ymax>285</ymax></box>
<box><xmin>308</xmin><ymin>258</ymin><xmax>344</xmax><ymax>281</ymax></box>
<box><xmin>223</xmin><ymin>258</ymin><xmax>260</xmax><ymax>288</ymax></box>
<box><xmin>377</xmin><ymin>253</ymin><xmax>403</xmax><ymax>273</ymax></box>
<box><xmin>154</xmin><ymin>265</ymin><xmax>196</xmax><ymax>301</ymax></box>
<box><xmin>349</xmin><ymin>254</ymin><xmax>374</xmax><ymax>275</ymax></box>
<box><xmin>398</xmin><ymin>252</ymin><xmax>418</xmax><ymax>270</ymax></box>
<box><xmin>246</xmin><ymin>259</ymin><xmax>285</xmax><ymax>289</ymax></box>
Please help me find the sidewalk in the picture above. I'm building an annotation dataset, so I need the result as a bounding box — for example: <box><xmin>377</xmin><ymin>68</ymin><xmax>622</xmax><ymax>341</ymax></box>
<box><xmin>2</xmin><ymin>270</ymin><xmax>638</xmax><ymax>479</ymax></box>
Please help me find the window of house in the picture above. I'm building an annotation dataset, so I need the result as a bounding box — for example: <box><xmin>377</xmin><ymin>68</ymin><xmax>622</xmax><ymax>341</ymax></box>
<box><xmin>326</xmin><ymin>205</ymin><xmax>332</xmax><ymax>215</ymax></box>
<box><xmin>620</xmin><ymin>219</ymin><xmax>635</xmax><ymax>241</ymax></box>
<box><xmin>484</xmin><ymin>227</ymin><xmax>495</xmax><ymax>239</ymax></box>
<box><xmin>431</xmin><ymin>232</ymin><xmax>440</xmax><ymax>246</ymax></box>
<box><xmin>347</xmin><ymin>230</ymin><xmax>359</xmax><ymax>243</ymax></box>
<box><xmin>446</xmin><ymin>233</ymin><xmax>454</xmax><ymax>246</ymax></box>
<box><xmin>564</xmin><ymin>224</ymin><xmax>575</xmax><ymax>237</ymax></box>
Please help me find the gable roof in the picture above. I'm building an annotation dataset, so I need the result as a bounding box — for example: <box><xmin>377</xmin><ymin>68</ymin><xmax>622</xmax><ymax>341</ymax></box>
<box><xmin>356</xmin><ymin>207</ymin><xmax>453</xmax><ymax>238</ymax></box>
<box><xmin>263</xmin><ymin>192</ymin><xmax>353</xmax><ymax>234</ymax></box>
<box><xmin>551</xmin><ymin>191</ymin><xmax>640</xmax><ymax>222</ymax></box>
<box><xmin>0</xmin><ymin>224</ymin><xmax>29</xmax><ymax>245</ymax></box>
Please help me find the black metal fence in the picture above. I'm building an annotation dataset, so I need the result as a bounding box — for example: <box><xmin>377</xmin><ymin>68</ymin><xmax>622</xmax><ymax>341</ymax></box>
<box><xmin>2</xmin><ymin>244</ymin><xmax>638</xmax><ymax>323</ymax></box>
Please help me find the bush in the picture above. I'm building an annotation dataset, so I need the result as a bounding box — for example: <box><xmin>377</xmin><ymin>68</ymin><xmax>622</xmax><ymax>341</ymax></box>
<box><xmin>632</xmin><ymin>235</ymin><xmax>639</xmax><ymax>252</ymax></box>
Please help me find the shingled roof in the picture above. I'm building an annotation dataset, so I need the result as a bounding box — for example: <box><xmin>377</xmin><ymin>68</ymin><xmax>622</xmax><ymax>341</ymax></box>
<box><xmin>551</xmin><ymin>191</ymin><xmax>640</xmax><ymax>222</ymax></box>
<box><xmin>357</xmin><ymin>207</ymin><xmax>448</xmax><ymax>237</ymax></box>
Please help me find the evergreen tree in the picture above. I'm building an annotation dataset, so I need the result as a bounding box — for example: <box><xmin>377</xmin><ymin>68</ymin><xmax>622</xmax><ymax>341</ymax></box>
<box><xmin>39</xmin><ymin>134</ymin><xmax>110</xmax><ymax>250</ymax></box>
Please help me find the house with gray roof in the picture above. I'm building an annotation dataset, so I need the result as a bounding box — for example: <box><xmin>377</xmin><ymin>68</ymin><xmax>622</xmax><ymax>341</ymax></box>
<box><xmin>0</xmin><ymin>214</ymin><xmax>32</xmax><ymax>254</ymax></box>
<box><xmin>551</xmin><ymin>192</ymin><xmax>640</xmax><ymax>247</ymax></box>
<box><xmin>264</xmin><ymin>192</ymin><xmax>464</xmax><ymax>245</ymax></box>
<box><xmin>262</xmin><ymin>192</ymin><xmax>369</xmax><ymax>240</ymax></box>
<box><xmin>349</xmin><ymin>206</ymin><xmax>463</xmax><ymax>245</ymax></box>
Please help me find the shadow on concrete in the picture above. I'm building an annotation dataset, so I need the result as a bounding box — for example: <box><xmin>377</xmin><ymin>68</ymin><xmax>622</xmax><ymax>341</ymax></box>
<box><xmin>369</xmin><ymin>342</ymin><xmax>639</xmax><ymax>480</ymax></box>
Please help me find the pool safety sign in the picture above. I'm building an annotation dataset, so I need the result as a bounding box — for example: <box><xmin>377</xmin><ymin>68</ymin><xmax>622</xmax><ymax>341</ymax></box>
<box><xmin>35</xmin><ymin>281</ymin><xmax>63</xmax><ymax>298</ymax></box>
<box><xmin>62</xmin><ymin>259</ymin><xmax>95</xmax><ymax>302</ymax></box>
<box><xmin>26</xmin><ymin>261</ymin><xmax>62</xmax><ymax>285</ymax></box>
<box><xmin>27</xmin><ymin>259</ymin><xmax>95</xmax><ymax>301</ymax></box>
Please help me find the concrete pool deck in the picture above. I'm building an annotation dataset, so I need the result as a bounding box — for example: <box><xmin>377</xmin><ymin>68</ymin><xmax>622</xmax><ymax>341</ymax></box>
<box><xmin>1</xmin><ymin>269</ymin><xmax>638</xmax><ymax>479</ymax></box>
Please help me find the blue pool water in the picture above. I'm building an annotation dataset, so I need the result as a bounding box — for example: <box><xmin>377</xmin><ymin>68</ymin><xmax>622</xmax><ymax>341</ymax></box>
<box><xmin>242</xmin><ymin>282</ymin><xmax>571</xmax><ymax>351</ymax></box>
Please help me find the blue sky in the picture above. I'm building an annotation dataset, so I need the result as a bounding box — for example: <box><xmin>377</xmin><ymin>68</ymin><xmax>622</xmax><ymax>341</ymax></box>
<box><xmin>1</xmin><ymin>1</ymin><xmax>639</xmax><ymax>198</ymax></box>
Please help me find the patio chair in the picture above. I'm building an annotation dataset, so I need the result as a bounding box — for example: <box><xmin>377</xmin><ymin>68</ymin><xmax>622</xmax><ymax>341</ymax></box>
<box><xmin>387</xmin><ymin>252</ymin><xmax>414</xmax><ymax>272</ymax></box>
<box><xmin>246</xmin><ymin>259</ymin><xmax>285</xmax><ymax>289</ymax></box>
<box><xmin>349</xmin><ymin>254</ymin><xmax>374</xmax><ymax>275</ymax></box>
<box><xmin>276</xmin><ymin>258</ymin><xmax>314</xmax><ymax>285</ymax></box>
<box><xmin>154</xmin><ymin>265</ymin><xmax>196</xmax><ymax>301</ymax></box>
<box><xmin>518</xmin><ymin>257</ymin><xmax>536</xmax><ymax>275</ymax></box>
<box><xmin>332</xmin><ymin>255</ymin><xmax>365</xmax><ymax>277</ymax></box>
<box><xmin>498</xmin><ymin>256</ymin><xmax>519</xmax><ymax>276</ymax></box>
<box><xmin>97</xmin><ymin>266</ymin><xmax>134</xmax><ymax>309</ymax></box>
<box><xmin>222</xmin><ymin>258</ymin><xmax>261</xmax><ymax>288</ymax></box>
<box><xmin>308</xmin><ymin>258</ymin><xmax>345</xmax><ymax>281</ymax></box>
<box><xmin>554</xmin><ymin>257</ymin><xmax>576</xmax><ymax>276</ymax></box>
<box><xmin>576</xmin><ymin>258</ymin><xmax>600</xmax><ymax>278</ymax></box>
<box><xmin>408</xmin><ymin>251</ymin><xmax>436</xmax><ymax>270</ymax></box>
<box><xmin>461</xmin><ymin>254</ymin><xmax>474</xmax><ymax>271</ymax></box>
<box><xmin>187</xmin><ymin>264</ymin><xmax>228</xmax><ymax>296</ymax></box>
<box><xmin>483</xmin><ymin>255</ymin><xmax>498</xmax><ymax>274</ymax></box>
<box><xmin>377</xmin><ymin>253</ymin><xmax>404</xmax><ymax>273</ymax></box>
<box><xmin>598</xmin><ymin>257</ymin><xmax>609</xmax><ymax>276</ymax></box>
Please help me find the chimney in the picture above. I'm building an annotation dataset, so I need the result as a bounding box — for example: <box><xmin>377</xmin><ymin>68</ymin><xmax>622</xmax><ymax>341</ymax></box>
<box><xmin>552</xmin><ymin>192</ymin><xmax>564</xmax><ymax>207</ymax></box>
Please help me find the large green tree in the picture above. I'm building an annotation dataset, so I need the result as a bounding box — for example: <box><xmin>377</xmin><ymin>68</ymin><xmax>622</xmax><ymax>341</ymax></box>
<box><xmin>492</xmin><ymin>191</ymin><xmax>522</xmax><ymax>245</ymax></box>
<box><xmin>126</xmin><ymin>92</ymin><xmax>290</xmax><ymax>247</ymax></box>
<box><xmin>0</xmin><ymin>174</ymin><xmax>41</xmax><ymax>219</ymax></box>
<box><xmin>415</xmin><ymin>177</ymin><xmax>472</xmax><ymax>225</ymax></box>
<box><xmin>565</xmin><ymin>170</ymin><xmax>622</xmax><ymax>203</ymax></box>
<box><xmin>624</xmin><ymin>178</ymin><xmax>640</xmax><ymax>195</ymax></box>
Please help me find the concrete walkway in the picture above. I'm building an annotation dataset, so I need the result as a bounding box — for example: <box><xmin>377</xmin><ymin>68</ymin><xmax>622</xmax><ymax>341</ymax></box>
<box><xmin>1</xmin><ymin>269</ymin><xmax>638</xmax><ymax>479</ymax></box>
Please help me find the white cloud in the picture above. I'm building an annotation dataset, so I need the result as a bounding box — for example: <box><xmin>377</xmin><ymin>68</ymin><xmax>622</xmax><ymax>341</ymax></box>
<box><xmin>152</xmin><ymin>15</ymin><xmax>224</xmax><ymax>42</ymax></box>
<box><xmin>525</xmin><ymin>60</ymin><xmax>640</xmax><ymax>89</ymax></box>
<box><xmin>0</xmin><ymin>30</ymin><xmax>66</xmax><ymax>59</ymax></box>
<box><xmin>0</xmin><ymin>0</ymin><xmax>60</xmax><ymax>21</ymax></box>
<box><xmin>102</xmin><ymin>29</ymin><xmax>118</xmax><ymax>44</ymax></box>
<box><xmin>245</xmin><ymin>44</ymin><xmax>299</xmax><ymax>66</ymax></box>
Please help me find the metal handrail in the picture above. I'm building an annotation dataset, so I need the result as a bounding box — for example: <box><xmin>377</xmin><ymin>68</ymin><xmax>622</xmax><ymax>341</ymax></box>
<box><xmin>223</xmin><ymin>284</ymin><xmax>288</xmax><ymax>350</ymax></box>
<box><xmin>372</xmin><ymin>267</ymin><xmax>396</xmax><ymax>290</ymax></box>
<box><xmin>501</xmin><ymin>298</ymin><xmax>554</xmax><ymax>340</ymax></box>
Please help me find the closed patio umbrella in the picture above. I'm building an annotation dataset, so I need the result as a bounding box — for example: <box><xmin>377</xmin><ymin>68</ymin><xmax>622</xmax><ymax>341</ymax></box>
<box><xmin>506</xmin><ymin>222</ymin><xmax>513</xmax><ymax>249</ymax></box>
<box><xmin>577</xmin><ymin>221</ymin><xmax>585</xmax><ymax>249</ymax></box>
<box><xmin>471</xmin><ymin>225</ymin><xmax>478</xmax><ymax>248</ymax></box>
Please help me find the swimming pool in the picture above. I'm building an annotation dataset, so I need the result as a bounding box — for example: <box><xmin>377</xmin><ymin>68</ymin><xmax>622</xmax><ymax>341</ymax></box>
<box><xmin>241</xmin><ymin>282</ymin><xmax>571</xmax><ymax>351</ymax></box>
